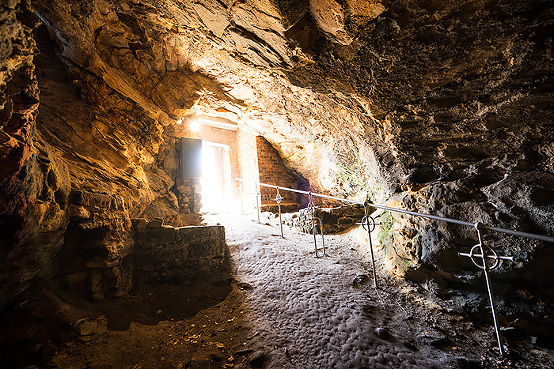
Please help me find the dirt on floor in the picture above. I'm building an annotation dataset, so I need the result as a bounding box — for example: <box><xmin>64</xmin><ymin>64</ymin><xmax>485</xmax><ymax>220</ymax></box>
<box><xmin>47</xmin><ymin>267</ymin><xmax>265</xmax><ymax>369</ymax></box>
<box><xmin>40</xmin><ymin>213</ymin><xmax>554</xmax><ymax>369</ymax></box>
<box><xmin>44</xmin><ymin>268</ymin><xmax>554</xmax><ymax>369</ymax></box>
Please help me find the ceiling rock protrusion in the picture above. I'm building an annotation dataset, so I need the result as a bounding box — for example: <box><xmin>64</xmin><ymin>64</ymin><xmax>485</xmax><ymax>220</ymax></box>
<box><xmin>29</xmin><ymin>0</ymin><xmax>554</xmax><ymax>278</ymax></box>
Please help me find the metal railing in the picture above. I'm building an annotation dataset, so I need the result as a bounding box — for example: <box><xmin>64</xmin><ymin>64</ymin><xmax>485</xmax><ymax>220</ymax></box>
<box><xmin>237</xmin><ymin>179</ymin><xmax>554</xmax><ymax>356</ymax></box>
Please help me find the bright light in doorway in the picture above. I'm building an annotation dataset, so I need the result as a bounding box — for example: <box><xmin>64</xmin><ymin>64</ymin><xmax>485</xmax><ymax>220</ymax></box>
<box><xmin>190</xmin><ymin>118</ymin><xmax>200</xmax><ymax>133</ymax></box>
<box><xmin>200</xmin><ymin>142</ymin><xmax>231</xmax><ymax>213</ymax></box>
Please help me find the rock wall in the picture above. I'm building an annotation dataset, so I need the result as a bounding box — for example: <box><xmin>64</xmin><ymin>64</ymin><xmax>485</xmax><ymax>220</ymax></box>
<box><xmin>0</xmin><ymin>2</ymin><xmax>212</xmax><ymax>364</ymax></box>
<box><xmin>47</xmin><ymin>190</ymin><xmax>134</xmax><ymax>300</ymax></box>
<box><xmin>133</xmin><ymin>221</ymin><xmax>227</xmax><ymax>284</ymax></box>
<box><xmin>0</xmin><ymin>0</ymin><xmax>62</xmax><ymax>309</ymax></box>
<box><xmin>304</xmin><ymin>0</ymin><xmax>554</xmax><ymax>292</ymax></box>
<box><xmin>0</xmin><ymin>0</ymin><xmax>553</xmax><ymax>359</ymax></box>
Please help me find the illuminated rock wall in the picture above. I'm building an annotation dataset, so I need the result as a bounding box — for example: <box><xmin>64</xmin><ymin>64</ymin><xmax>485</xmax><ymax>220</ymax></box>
<box><xmin>0</xmin><ymin>0</ymin><xmax>552</xmax><ymax>345</ymax></box>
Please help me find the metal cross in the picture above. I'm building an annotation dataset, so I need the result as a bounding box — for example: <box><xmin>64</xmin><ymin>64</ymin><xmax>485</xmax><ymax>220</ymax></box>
<box><xmin>458</xmin><ymin>222</ymin><xmax>514</xmax><ymax>356</ymax></box>
<box><xmin>361</xmin><ymin>206</ymin><xmax>379</xmax><ymax>289</ymax></box>
<box><xmin>274</xmin><ymin>187</ymin><xmax>284</xmax><ymax>238</ymax></box>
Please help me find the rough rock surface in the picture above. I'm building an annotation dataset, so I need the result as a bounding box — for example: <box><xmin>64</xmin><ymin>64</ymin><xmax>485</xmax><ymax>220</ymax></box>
<box><xmin>133</xmin><ymin>223</ymin><xmax>226</xmax><ymax>283</ymax></box>
<box><xmin>26</xmin><ymin>0</ymin><xmax>554</xmax><ymax>283</ymax></box>
<box><xmin>0</xmin><ymin>0</ymin><xmax>553</xmax><ymax>366</ymax></box>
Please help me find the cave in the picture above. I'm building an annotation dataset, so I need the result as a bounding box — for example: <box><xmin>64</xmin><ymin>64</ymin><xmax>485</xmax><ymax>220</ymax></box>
<box><xmin>1</xmin><ymin>0</ymin><xmax>553</xmax><ymax>368</ymax></box>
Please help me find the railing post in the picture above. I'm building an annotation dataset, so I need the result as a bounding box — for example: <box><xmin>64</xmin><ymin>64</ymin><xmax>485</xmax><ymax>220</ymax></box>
<box><xmin>319</xmin><ymin>217</ymin><xmax>326</xmax><ymax>256</ymax></box>
<box><xmin>274</xmin><ymin>186</ymin><xmax>284</xmax><ymax>238</ymax></box>
<box><xmin>476</xmin><ymin>222</ymin><xmax>504</xmax><ymax>356</ymax></box>
<box><xmin>239</xmin><ymin>180</ymin><xmax>244</xmax><ymax>213</ymax></box>
<box><xmin>362</xmin><ymin>204</ymin><xmax>378</xmax><ymax>289</ymax></box>
<box><xmin>308</xmin><ymin>192</ymin><xmax>318</xmax><ymax>257</ymax></box>
<box><xmin>458</xmin><ymin>222</ymin><xmax>512</xmax><ymax>356</ymax></box>
<box><xmin>256</xmin><ymin>184</ymin><xmax>261</xmax><ymax>224</ymax></box>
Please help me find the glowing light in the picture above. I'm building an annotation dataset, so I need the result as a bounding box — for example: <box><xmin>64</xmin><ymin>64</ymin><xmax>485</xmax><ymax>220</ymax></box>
<box><xmin>176</xmin><ymin>118</ymin><xmax>183</xmax><ymax>125</ymax></box>
<box><xmin>200</xmin><ymin>142</ymin><xmax>231</xmax><ymax>213</ymax></box>
<box><xmin>190</xmin><ymin>119</ymin><xmax>200</xmax><ymax>133</ymax></box>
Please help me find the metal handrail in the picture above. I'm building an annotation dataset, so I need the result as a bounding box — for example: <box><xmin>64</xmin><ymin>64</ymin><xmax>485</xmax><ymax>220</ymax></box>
<box><xmin>237</xmin><ymin>178</ymin><xmax>554</xmax><ymax>356</ymax></box>
<box><xmin>243</xmin><ymin>181</ymin><xmax>554</xmax><ymax>244</ymax></box>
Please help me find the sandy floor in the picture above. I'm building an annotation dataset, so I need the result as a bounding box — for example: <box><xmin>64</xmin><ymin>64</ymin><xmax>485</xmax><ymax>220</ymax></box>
<box><xmin>49</xmin><ymin>211</ymin><xmax>554</xmax><ymax>369</ymax></box>
<box><xmin>213</xmin><ymin>211</ymin><xmax>554</xmax><ymax>369</ymax></box>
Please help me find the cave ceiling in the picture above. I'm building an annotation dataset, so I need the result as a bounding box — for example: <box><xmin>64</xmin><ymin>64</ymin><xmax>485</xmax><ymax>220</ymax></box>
<box><xmin>30</xmin><ymin>0</ymin><xmax>554</xmax><ymax>198</ymax></box>
<box><xmin>30</xmin><ymin>0</ymin><xmax>554</xmax><ymax>272</ymax></box>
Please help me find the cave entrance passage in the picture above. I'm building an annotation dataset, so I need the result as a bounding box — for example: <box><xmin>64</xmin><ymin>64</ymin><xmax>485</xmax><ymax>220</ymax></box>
<box><xmin>200</xmin><ymin>141</ymin><xmax>232</xmax><ymax>212</ymax></box>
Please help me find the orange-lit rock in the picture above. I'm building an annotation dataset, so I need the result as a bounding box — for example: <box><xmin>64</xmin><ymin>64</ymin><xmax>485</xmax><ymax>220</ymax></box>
<box><xmin>0</xmin><ymin>0</ymin><xmax>553</xmax><ymax>366</ymax></box>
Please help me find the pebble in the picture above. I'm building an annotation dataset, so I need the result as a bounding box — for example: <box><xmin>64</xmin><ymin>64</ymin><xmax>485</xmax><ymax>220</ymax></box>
<box><xmin>375</xmin><ymin>327</ymin><xmax>393</xmax><ymax>340</ymax></box>
<box><xmin>249</xmin><ymin>351</ymin><xmax>266</xmax><ymax>368</ymax></box>
<box><xmin>352</xmin><ymin>274</ymin><xmax>369</xmax><ymax>286</ymax></box>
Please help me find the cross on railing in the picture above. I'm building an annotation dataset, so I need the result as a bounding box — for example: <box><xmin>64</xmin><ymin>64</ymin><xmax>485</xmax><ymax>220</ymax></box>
<box><xmin>274</xmin><ymin>187</ymin><xmax>284</xmax><ymax>238</ymax></box>
<box><xmin>458</xmin><ymin>222</ymin><xmax>515</xmax><ymax>356</ymax></box>
<box><xmin>361</xmin><ymin>209</ymin><xmax>379</xmax><ymax>289</ymax></box>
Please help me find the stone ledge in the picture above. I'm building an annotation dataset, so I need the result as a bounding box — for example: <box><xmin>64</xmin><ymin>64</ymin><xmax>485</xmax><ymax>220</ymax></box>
<box><xmin>133</xmin><ymin>223</ymin><xmax>227</xmax><ymax>284</ymax></box>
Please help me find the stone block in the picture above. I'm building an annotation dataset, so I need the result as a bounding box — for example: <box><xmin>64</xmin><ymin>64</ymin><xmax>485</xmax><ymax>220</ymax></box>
<box><xmin>70</xmin><ymin>190</ymin><xmax>113</xmax><ymax>209</ymax></box>
<box><xmin>147</xmin><ymin>217</ymin><xmax>164</xmax><ymax>228</ymax></box>
<box><xmin>68</xmin><ymin>205</ymin><xmax>90</xmax><ymax>219</ymax></box>
<box><xmin>146</xmin><ymin>226</ymin><xmax>176</xmax><ymax>241</ymax></box>
<box><xmin>132</xmin><ymin>218</ymin><xmax>147</xmax><ymax>230</ymax></box>
<box><xmin>134</xmin><ymin>225</ymin><xmax>227</xmax><ymax>283</ymax></box>
<box><xmin>320</xmin><ymin>211</ymin><xmax>338</xmax><ymax>224</ymax></box>
<box><xmin>338</xmin><ymin>217</ymin><xmax>355</xmax><ymax>225</ymax></box>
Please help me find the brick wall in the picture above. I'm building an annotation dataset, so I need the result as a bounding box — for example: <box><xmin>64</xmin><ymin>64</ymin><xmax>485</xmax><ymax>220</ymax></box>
<box><xmin>256</xmin><ymin>136</ymin><xmax>301</xmax><ymax>206</ymax></box>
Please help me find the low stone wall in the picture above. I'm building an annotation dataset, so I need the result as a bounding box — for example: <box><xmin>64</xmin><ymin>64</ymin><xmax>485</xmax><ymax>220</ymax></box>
<box><xmin>284</xmin><ymin>205</ymin><xmax>367</xmax><ymax>234</ymax></box>
<box><xmin>133</xmin><ymin>221</ymin><xmax>227</xmax><ymax>284</ymax></box>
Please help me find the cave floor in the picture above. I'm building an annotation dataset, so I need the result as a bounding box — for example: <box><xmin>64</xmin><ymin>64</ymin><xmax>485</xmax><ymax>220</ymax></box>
<box><xmin>50</xmin><ymin>212</ymin><xmax>554</xmax><ymax>369</ymax></box>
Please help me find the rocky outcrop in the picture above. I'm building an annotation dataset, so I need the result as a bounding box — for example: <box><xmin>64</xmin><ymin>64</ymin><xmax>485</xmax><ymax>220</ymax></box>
<box><xmin>0</xmin><ymin>0</ymin><xmax>63</xmax><ymax>309</ymax></box>
<box><xmin>0</xmin><ymin>1</ymin><xmax>553</xmax><ymax>364</ymax></box>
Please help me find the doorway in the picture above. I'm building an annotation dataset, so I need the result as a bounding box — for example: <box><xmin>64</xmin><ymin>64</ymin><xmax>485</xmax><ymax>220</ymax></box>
<box><xmin>200</xmin><ymin>141</ymin><xmax>232</xmax><ymax>212</ymax></box>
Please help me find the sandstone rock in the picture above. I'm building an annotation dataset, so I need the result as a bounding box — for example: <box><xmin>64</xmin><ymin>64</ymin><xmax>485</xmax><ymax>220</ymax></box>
<box><xmin>352</xmin><ymin>274</ymin><xmax>369</xmax><ymax>286</ymax></box>
<box><xmin>248</xmin><ymin>350</ymin><xmax>266</xmax><ymax>368</ymax></box>
<box><xmin>87</xmin><ymin>269</ymin><xmax>104</xmax><ymax>300</ymax></box>
<box><xmin>70</xmin><ymin>190</ymin><xmax>114</xmax><ymax>210</ymax></box>
<box><xmin>68</xmin><ymin>205</ymin><xmax>90</xmax><ymax>219</ymax></box>
<box><xmin>76</xmin><ymin>319</ymin><xmax>97</xmax><ymax>336</ymax></box>
<box><xmin>84</xmin><ymin>257</ymin><xmax>119</xmax><ymax>269</ymax></box>
<box><xmin>1</xmin><ymin>1</ymin><xmax>553</xmax><ymax>365</ymax></box>
<box><xmin>148</xmin><ymin>217</ymin><xmax>164</xmax><ymax>228</ymax></box>
<box><xmin>63</xmin><ymin>272</ymin><xmax>87</xmax><ymax>290</ymax></box>
<box><xmin>132</xmin><ymin>218</ymin><xmax>148</xmax><ymax>229</ymax></box>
